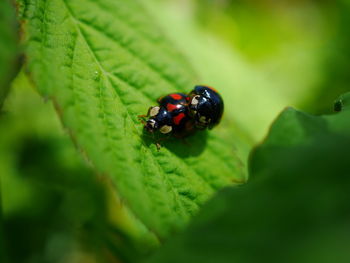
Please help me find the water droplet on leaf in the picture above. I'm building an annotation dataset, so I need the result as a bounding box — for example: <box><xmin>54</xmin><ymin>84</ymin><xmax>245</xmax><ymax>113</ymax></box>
<box><xmin>93</xmin><ymin>71</ymin><xmax>100</xmax><ymax>81</ymax></box>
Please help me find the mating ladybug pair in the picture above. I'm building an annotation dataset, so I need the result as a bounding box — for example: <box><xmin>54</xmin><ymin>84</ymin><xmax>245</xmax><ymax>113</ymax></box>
<box><xmin>139</xmin><ymin>85</ymin><xmax>224</xmax><ymax>146</ymax></box>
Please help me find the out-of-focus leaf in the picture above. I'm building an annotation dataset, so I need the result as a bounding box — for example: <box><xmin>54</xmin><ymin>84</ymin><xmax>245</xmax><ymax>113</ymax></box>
<box><xmin>1</xmin><ymin>73</ymin><xmax>157</xmax><ymax>263</ymax></box>
<box><xmin>147</xmin><ymin>99</ymin><xmax>350</xmax><ymax>263</ymax></box>
<box><xmin>0</xmin><ymin>181</ymin><xmax>4</xmax><ymax>263</ymax></box>
<box><xmin>334</xmin><ymin>92</ymin><xmax>350</xmax><ymax>112</ymax></box>
<box><xmin>17</xmin><ymin>0</ymin><xmax>246</xmax><ymax>239</ymax></box>
<box><xmin>0</xmin><ymin>0</ymin><xmax>19</xmax><ymax>108</ymax></box>
<box><xmin>303</xmin><ymin>0</ymin><xmax>350</xmax><ymax>114</ymax></box>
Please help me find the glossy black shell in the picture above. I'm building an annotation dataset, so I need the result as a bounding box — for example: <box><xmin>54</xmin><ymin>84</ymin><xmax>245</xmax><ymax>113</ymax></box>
<box><xmin>188</xmin><ymin>85</ymin><xmax>224</xmax><ymax>129</ymax></box>
<box><xmin>149</xmin><ymin>107</ymin><xmax>172</xmax><ymax>130</ymax></box>
<box><xmin>146</xmin><ymin>93</ymin><xmax>194</xmax><ymax>135</ymax></box>
<box><xmin>158</xmin><ymin>93</ymin><xmax>187</xmax><ymax>112</ymax></box>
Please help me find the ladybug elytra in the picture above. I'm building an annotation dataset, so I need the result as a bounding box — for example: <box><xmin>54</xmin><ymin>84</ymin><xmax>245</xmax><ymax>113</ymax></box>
<box><xmin>188</xmin><ymin>85</ymin><xmax>224</xmax><ymax>129</ymax></box>
<box><xmin>143</xmin><ymin>93</ymin><xmax>195</xmax><ymax>136</ymax></box>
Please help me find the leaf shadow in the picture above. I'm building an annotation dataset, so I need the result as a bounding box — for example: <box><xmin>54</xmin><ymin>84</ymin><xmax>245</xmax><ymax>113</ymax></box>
<box><xmin>141</xmin><ymin>129</ymin><xmax>208</xmax><ymax>158</ymax></box>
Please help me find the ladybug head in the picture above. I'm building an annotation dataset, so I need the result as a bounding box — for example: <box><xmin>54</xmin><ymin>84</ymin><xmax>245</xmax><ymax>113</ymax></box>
<box><xmin>144</xmin><ymin>106</ymin><xmax>174</xmax><ymax>134</ymax></box>
<box><xmin>145</xmin><ymin>118</ymin><xmax>159</xmax><ymax>133</ymax></box>
<box><xmin>188</xmin><ymin>85</ymin><xmax>224</xmax><ymax>129</ymax></box>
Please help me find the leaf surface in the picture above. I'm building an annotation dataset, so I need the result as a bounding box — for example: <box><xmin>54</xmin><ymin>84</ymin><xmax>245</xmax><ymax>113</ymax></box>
<box><xmin>18</xmin><ymin>0</ymin><xmax>246</xmax><ymax>238</ymax></box>
<box><xmin>0</xmin><ymin>0</ymin><xmax>19</xmax><ymax>107</ymax></box>
<box><xmin>147</xmin><ymin>99</ymin><xmax>350</xmax><ymax>262</ymax></box>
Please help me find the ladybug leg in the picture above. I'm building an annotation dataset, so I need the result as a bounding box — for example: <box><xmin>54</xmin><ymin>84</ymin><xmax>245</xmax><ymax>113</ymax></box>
<box><xmin>138</xmin><ymin>106</ymin><xmax>154</xmax><ymax>124</ymax></box>
<box><xmin>138</xmin><ymin>118</ymin><xmax>147</xmax><ymax>125</ymax></box>
<box><xmin>155</xmin><ymin>137</ymin><xmax>166</xmax><ymax>151</ymax></box>
<box><xmin>138</xmin><ymin>114</ymin><xmax>148</xmax><ymax>125</ymax></box>
<box><xmin>138</xmin><ymin>115</ymin><xmax>148</xmax><ymax>125</ymax></box>
<box><xmin>138</xmin><ymin>114</ymin><xmax>148</xmax><ymax>126</ymax></box>
<box><xmin>141</xmin><ymin>129</ymin><xmax>164</xmax><ymax>151</ymax></box>
<box><xmin>138</xmin><ymin>106</ymin><xmax>154</xmax><ymax>120</ymax></box>
<box><xmin>154</xmin><ymin>135</ymin><xmax>172</xmax><ymax>151</ymax></box>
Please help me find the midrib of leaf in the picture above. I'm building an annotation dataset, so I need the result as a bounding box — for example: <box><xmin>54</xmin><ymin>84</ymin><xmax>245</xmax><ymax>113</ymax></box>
<box><xmin>20</xmin><ymin>0</ymin><xmax>245</xmax><ymax>239</ymax></box>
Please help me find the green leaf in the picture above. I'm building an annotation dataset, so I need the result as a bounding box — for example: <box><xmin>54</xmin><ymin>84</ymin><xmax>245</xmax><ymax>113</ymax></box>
<box><xmin>0</xmin><ymin>0</ymin><xmax>19</xmax><ymax>108</ymax></box>
<box><xmin>18</xmin><ymin>0</ymin><xmax>246</xmax><ymax>239</ymax></box>
<box><xmin>147</xmin><ymin>102</ymin><xmax>350</xmax><ymax>263</ymax></box>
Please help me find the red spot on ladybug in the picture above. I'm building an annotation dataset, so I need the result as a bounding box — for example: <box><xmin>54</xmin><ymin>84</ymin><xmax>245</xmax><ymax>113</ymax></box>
<box><xmin>167</xmin><ymin>103</ymin><xmax>178</xmax><ymax>112</ymax></box>
<box><xmin>173</xmin><ymin>113</ymin><xmax>185</xmax><ymax>125</ymax></box>
<box><xmin>170</xmin><ymin>94</ymin><xmax>183</xmax><ymax>100</ymax></box>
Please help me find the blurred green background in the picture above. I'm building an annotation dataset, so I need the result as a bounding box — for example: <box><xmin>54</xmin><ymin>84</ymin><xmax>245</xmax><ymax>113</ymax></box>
<box><xmin>1</xmin><ymin>0</ymin><xmax>350</xmax><ymax>262</ymax></box>
<box><xmin>149</xmin><ymin>0</ymin><xmax>350</xmax><ymax>142</ymax></box>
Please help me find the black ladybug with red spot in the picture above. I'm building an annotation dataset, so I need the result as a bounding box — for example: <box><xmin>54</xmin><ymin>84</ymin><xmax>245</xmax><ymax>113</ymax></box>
<box><xmin>139</xmin><ymin>85</ymin><xmax>224</xmax><ymax>148</ymax></box>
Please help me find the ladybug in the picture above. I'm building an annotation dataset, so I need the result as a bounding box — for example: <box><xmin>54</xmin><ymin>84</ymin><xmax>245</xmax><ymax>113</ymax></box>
<box><xmin>140</xmin><ymin>86</ymin><xmax>224</xmax><ymax>149</ymax></box>
<box><xmin>188</xmin><ymin>85</ymin><xmax>224</xmax><ymax>129</ymax></box>
<box><xmin>141</xmin><ymin>93</ymin><xmax>195</xmax><ymax>137</ymax></box>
